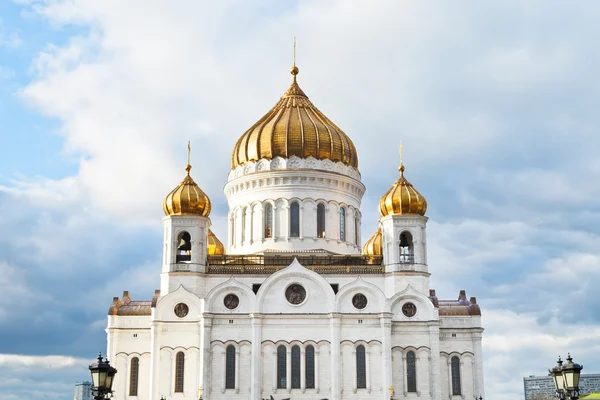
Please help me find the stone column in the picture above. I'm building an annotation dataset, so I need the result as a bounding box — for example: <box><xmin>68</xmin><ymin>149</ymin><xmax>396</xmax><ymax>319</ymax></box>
<box><xmin>380</xmin><ymin>313</ymin><xmax>393</xmax><ymax>400</ymax></box>
<box><xmin>286</xmin><ymin>347</ymin><xmax>292</xmax><ymax>392</ymax></box>
<box><xmin>330</xmin><ymin>313</ymin><xmax>342</xmax><ymax>400</ymax></box>
<box><xmin>473</xmin><ymin>331</ymin><xmax>484</xmax><ymax>399</ymax></box>
<box><xmin>149</xmin><ymin>321</ymin><xmax>160</xmax><ymax>400</ymax></box>
<box><xmin>429</xmin><ymin>324</ymin><xmax>442</xmax><ymax>400</ymax></box>
<box><xmin>199</xmin><ymin>314</ymin><xmax>213</xmax><ymax>400</ymax></box>
<box><xmin>250</xmin><ymin>314</ymin><xmax>263</xmax><ymax>400</ymax></box>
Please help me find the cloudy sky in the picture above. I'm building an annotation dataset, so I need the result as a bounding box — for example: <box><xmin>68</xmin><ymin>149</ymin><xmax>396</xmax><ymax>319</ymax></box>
<box><xmin>1</xmin><ymin>1</ymin><xmax>600</xmax><ymax>399</ymax></box>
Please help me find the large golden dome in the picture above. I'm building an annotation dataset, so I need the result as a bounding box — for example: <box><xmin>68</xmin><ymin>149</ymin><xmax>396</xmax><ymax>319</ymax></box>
<box><xmin>231</xmin><ymin>66</ymin><xmax>358</xmax><ymax>169</ymax></box>
<box><xmin>379</xmin><ymin>164</ymin><xmax>427</xmax><ymax>217</ymax></box>
<box><xmin>208</xmin><ymin>229</ymin><xmax>225</xmax><ymax>255</ymax></box>
<box><xmin>163</xmin><ymin>163</ymin><xmax>211</xmax><ymax>217</ymax></box>
<box><xmin>362</xmin><ymin>228</ymin><xmax>383</xmax><ymax>255</ymax></box>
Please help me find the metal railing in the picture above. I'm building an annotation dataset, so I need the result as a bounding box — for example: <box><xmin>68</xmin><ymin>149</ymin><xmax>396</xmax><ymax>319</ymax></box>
<box><xmin>206</xmin><ymin>254</ymin><xmax>384</xmax><ymax>274</ymax></box>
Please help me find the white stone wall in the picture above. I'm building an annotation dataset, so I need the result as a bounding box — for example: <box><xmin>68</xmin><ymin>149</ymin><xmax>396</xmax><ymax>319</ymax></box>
<box><xmin>107</xmin><ymin>260</ymin><xmax>484</xmax><ymax>400</ymax></box>
<box><xmin>224</xmin><ymin>159</ymin><xmax>365</xmax><ymax>254</ymax></box>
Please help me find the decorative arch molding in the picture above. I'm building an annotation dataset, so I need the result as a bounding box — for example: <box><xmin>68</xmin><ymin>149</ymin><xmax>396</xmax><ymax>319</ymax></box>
<box><xmin>210</xmin><ymin>340</ymin><xmax>252</xmax><ymax>348</ymax></box>
<box><xmin>153</xmin><ymin>284</ymin><xmax>203</xmax><ymax>321</ymax></box>
<box><xmin>159</xmin><ymin>346</ymin><xmax>200</xmax><ymax>351</ymax></box>
<box><xmin>227</xmin><ymin>156</ymin><xmax>362</xmax><ymax>182</ymax></box>
<box><xmin>440</xmin><ymin>351</ymin><xmax>475</xmax><ymax>358</ymax></box>
<box><xmin>255</xmin><ymin>258</ymin><xmax>336</xmax><ymax>313</ymax></box>
<box><xmin>340</xmin><ymin>339</ymin><xmax>383</xmax><ymax>347</ymax></box>
<box><xmin>205</xmin><ymin>277</ymin><xmax>256</xmax><ymax>313</ymax></box>
<box><xmin>261</xmin><ymin>339</ymin><xmax>331</xmax><ymax>347</ymax></box>
<box><xmin>391</xmin><ymin>345</ymin><xmax>431</xmax><ymax>353</ymax></box>
<box><xmin>335</xmin><ymin>276</ymin><xmax>388</xmax><ymax>313</ymax></box>
<box><xmin>114</xmin><ymin>351</ymin><xmax>151</xmax><ymax>357</ymax></box>
<box><xmin>389</xmin><ymin>284</ymin><xmax>437</xmax><ymax>321</ymax></box>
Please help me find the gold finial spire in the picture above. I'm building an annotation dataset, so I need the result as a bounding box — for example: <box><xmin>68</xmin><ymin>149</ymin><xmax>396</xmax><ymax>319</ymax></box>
<box><xmin>398</xmin><ymin>141</ymin><xmax>405</xmax><ymax>175</ymax></box>
<box><xmin>186</xmin><ymin>141</ymin><xmax>192</xmax><ymax>175</ymax></box>
<box><xmin>291</xmin><ymin>36</ymin><xmax>299</xmax><ymax>77</ymax></box>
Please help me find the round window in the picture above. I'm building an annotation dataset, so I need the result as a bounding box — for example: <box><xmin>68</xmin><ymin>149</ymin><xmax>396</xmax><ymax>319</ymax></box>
<box><xmin>285</xmin><ymin>283</ymin><xmax>307</xmax><ymax>305</ymax></box>
<box><xmin>224</xmin><ymin>294</ymin><xmax>240</xmax><ymax>310</ymax></box>
<box><xmin>352</xmin><ymin>293</ymin><xmax>368</xmax><ymax>309</ymax></box>
<box><xmin>402</xmin><ymin>302</ymin><xmax>417</xmax><ymax>317</ymax></box>
<box><xmin>174</xmin><ymin>303</ymin><xmax>189</xmax><ymax>318</ymax></box>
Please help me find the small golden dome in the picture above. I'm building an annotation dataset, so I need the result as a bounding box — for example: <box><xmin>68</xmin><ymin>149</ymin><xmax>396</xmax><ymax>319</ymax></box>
<box><xmin>362</xmin><ymin>228</ymin><xmax>383</xmax><ymax>255</ymax></box>
<box><xmin>231</xmin><ymin>66</ymin><xmax>358</xmax><ymax>169</ymax></box>
<box><xmin>379</xmin><ymin>164</ymin><xmax>427</xmax><ymax>217</ymax></box>
<box><xmin>208</xmin><ymin>229</ymin><xmax>225</xmax><ymax>255</ymax></box>
<box><xmin>163</xmin><ymin>163</ymin><xmax>211</xmax><ymax>217</ymax></box>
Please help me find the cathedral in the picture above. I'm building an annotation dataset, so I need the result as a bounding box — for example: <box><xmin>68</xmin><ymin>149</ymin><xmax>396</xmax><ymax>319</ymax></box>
<box><xmin>106</xmin><ymin>63</ymin><xmax>485</xmax><ymax>400</ymax></box>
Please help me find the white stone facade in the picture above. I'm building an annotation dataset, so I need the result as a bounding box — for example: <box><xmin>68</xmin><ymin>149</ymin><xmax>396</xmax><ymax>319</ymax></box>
<box><xmin>106</xmin><ymin>156</ymin><xmax>484</xmax><ymax>400</ymax></box>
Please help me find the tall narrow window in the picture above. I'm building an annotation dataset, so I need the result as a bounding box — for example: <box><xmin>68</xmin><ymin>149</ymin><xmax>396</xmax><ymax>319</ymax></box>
<box><xmin>339</xmin><ymin>207</ymin><xmax>346</xmax><ymax>241</ymax></box>
<box><xmin>354</xmin><ymin>214</ymin><xmax>359</xmax><ymax>245</ymax></box>
<box><xmin>277</xmin><ymin>345</ymin><xmax>286</xmax><ymax>389</ymax></box>
<box><xmin>356</xmin><ymin>345</ymin><xmax>366</xmax><ymax>389</ymax></box>
<box><xmin>231</xmin><ymin>214</ymin><xmax>236</xmax><ymax>246</ymax></box>
<box><xmin>399</xmin><ymin>231</ymin><xmax>414</xmax><ymax>263</ymax></box>
<box><xmin>175</xmin><ymin>352</ymin><xmax>185</xmax><ymax>393</ymax></box>
<box><xmin>305</xmin><ymin>345</ymin><xmax>315</xmax><ymax>389</ymax></box>
<box><xmin>129</xmin><ymin>357</ymin><xmax>139</xmax><ymax>396</ymax></box>
<box><xmin>241</xmin><ymin>207</ymin><xmax>247</xmax><ymax>243</ymax></box>
<box><xmin>406</xmin><ymin>351</ymin><xmax>416</xmax><ymax>393</ymax></box>
<box><xmin>317</xmin><ymin>204</ymin><xmax>326</xmax><ymax>238</ymax></box>
<box><xmin>265</xmin><ymin>203</ymin><xmax>273</xmax><ymax>238</ymax></box>
<box><xmin>451</xmin><ymin>356</ymin><xmax>461</xmax><ymax>395</ymax></box>
<box><xmin>291</xmin><ymin>345</ymin><xmax>301</xmax><ymax>388</ymax></box>
<box><xmin>290</xmin><ymin>202</ymin><xmax>300</xmax><ymax>238</ymax></box>
<box><xmin>225</xmin><ymin>345</ymin><xmax>236</xmax><ymax>389</ymax></box>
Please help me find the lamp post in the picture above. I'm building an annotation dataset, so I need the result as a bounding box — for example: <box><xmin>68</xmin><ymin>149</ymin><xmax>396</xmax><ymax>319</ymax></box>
<box><xmin>89</xmin><ymin>353</ymin><xmax>117</xmax><ymax>400</ymax></box>
<box><xmin>549</xmin><ymin>353</ymin><xmax>583</xmax><ymax>400</ymax></box>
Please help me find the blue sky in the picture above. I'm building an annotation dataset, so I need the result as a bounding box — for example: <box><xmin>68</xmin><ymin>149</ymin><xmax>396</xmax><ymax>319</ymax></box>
<box><xmin>1</xmin><ymin>1</ymin><xmax>600</xmax><ymax>399</ymax></box>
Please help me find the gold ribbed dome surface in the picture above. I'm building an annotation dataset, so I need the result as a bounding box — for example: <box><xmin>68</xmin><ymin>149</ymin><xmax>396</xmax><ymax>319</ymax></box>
<box><xmin>163</xmin><ymin>164</ymin><xmax>211</xmax><ymax>217</ymax></box>
<box><xmin>231</xmin><ymin>66</ymin><xmax>358</xmax><ymax>169</ymax></box>
<box><xmin>208</xmin><ymin>229</ymin><xmax>225</xmax><ymax>255</ymax></box>
<box><xmin>362</xmin><ymin>228</ymin><xmax>383</xmax><ymax>256</ymax></box>
<box><xmin>379</xmin><ymin>165</ymin><xmax>427</xmax><ymax>217</ymax></box>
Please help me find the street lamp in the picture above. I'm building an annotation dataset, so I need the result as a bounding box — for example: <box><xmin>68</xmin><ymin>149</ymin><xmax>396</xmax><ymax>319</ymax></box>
<box><xmin>549</xmin><ymin>353</ymin><xmax>583</xmax><ymax>400</ymax></box>
<box><xmin>89</xmin><ymin>353</ymin><xmax>117</xmax><ymax>400</ymax></box>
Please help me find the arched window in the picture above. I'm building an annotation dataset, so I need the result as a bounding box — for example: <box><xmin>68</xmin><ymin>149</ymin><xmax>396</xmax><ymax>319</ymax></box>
<box><xmin>406</xmin><ymin>351</ymin><xmax>416</xmax><ymax>393</ymax></box>
<box><xmin>290</xmin><ymin>202</ymin><xmax>300</xmax><ymax>238</ymax></box>
<box><xmin>291</xmin><ymin>345</ymin><xmax>301</xmax><ymax>388</ymax></box>
<box><xmin>317</xmin><ymin>204</ymin><xmax>326</xmax><ymax>238</ymax></box>
<box><xmin>176</xmin><ymin>231</ymin><xmax>192</xmax><ymax>263</ymax></box>
<box><xmin>175</xmin><ymin>352</ymin><xmax>185</xmax><ymax>393</ymax></box>
<box><xmin>277</xmin><ymin>345</ymin><xmax>286</xmax><ymax>389</ymax></box>
<box><xmin>356</xmin><ymin>345</ymin><xmax>366</xmax><ymax>389</ymax></box>
<box><xmin>241</xmin><ymin>207</ymin><xmax>247</xmax><ymax>243</ymax></box>
<box><xmin>339</xmin><ymin>207</ymin><xmax>346</xmax><ymax>241</ymax></box>
<box><xmin>305</xmin><ymin>345</ymin><xmax>315</xmax><ymax>389</ymax></box>
<box><xmin>230</xmin><ymin>214</ymin><xmax>236</xmax><ymax>246</ymax></box>
<box><xmin>355</xmin><ymin>213</ymin><xmax>359</xmax><ymax>245</ymax></box>
<box><xmin>129</xmin><ymin>357</ymin><xmax>139</xmax><ymax>396</ymax></box>
<box><xmin>451</xmin><ymin>356</ymin><xmax>461</xmax><ymax>395</ymax></box>
<box><xmin>226</xmin><ymin>345</ymin><xmax>236</xmax><ymax>389</ymax></box>
<box><xmin>399</xmin><ymin>231</ymin><xmax>414</xmax><ymax>263</ymax></box>
<box><xmin>264</xmin><ymin>203</ymin><xmax>273</xmax><ymax>238</ymax></box>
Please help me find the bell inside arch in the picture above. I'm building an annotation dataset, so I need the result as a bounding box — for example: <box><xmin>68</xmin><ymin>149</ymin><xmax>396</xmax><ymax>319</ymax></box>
<box><xmin>399</xmin><ymin>232</ymin><xmax>412</xmax><ymax>247</ymax></box>
<box><xmin>178</xmin><ymin>232</ymin><xmax>192</xmax><ymax>251</ymax></box>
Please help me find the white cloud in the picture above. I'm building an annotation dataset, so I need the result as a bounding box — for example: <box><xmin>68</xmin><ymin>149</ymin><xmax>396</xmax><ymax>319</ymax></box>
<box><xmin>2</xmin><ymin>1</ymin><xmax>600</xmax><ymax>399</ymax></box>
<box><xmin>0</xmin><ymin>354</ymin><xmax>88</xmax><ymax>369</ymax></box>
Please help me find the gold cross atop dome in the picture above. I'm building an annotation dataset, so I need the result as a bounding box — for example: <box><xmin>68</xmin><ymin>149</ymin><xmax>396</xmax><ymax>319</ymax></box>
<box><xmin>231</xmin><ymin>46</ymin><xmax>359</xmax><ymax>170</ymax></box>
<box><xmin>163</xmin><ymin>142</ymin><xmax>212</xmax><ymax>217</ymax></box>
